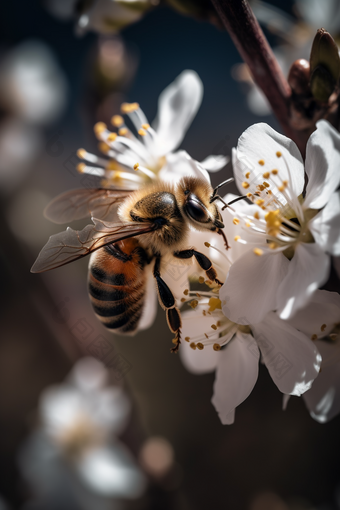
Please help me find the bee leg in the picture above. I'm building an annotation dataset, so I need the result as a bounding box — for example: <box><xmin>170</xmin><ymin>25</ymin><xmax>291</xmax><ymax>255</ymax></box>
<box><xmin>153</xmin><ymin>257</ymin><xmax>182</xmax><ymax>353</ymax></box>
<box><xmin>174</xmin><ymin>249</ymin><xmax>224</xmax><ymax>287</ymax></box>
<box><xmin>217</xmin><ymin>228</ymin><xmax>229</xmax><ymax>250</ymax></box>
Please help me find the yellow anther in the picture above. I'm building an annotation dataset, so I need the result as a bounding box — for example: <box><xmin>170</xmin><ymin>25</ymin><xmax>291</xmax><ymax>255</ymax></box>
<box><xmin>245</xmin><ymin>221</ymin><xmax>251</xmax><ymax>227</ymax></box>
<box><xmin>133</xmin><ymin>162</ymin><xmax>139</xmax><ymax>170</ymax></box>
<box><xmin>76</xmin><ymin>148</ymin><xmax>86</xmax><ymax>159</ymax></box>
<box><xmin>202</xmin><ymin>310</ymin><xmax>206</xmax><ymax>316</ymax></box>
<box><xmin>257</xmin><ymin>184</ymin><xmax>265</xmax><ymax>192</ymax></box>
<box><xmin>253</xmin><ymin>248</ymin><xmax>263</xmax><ymax>256</ymax></box>
<box><xmin>263</xmin><ymin>172</ymin><xmax>270</xmax><ymax>179</ymax></box>
<box><xmin>263</xmin><ymin>181</ymin><xmax>270</xmax><ymax>188</ymax></box>
<box><xmin>196</xmin><ymin>342</ymin><xmax>204</xmax><ymax>350</ymax></box>
<box><xmin>269</xmin><ymin>242</ymin><xmax>277</xmax><ymax>249</ymax></box>
<box><xmin>242</xmin><ymin>181</ymin><xmax>250</xmax><ymax>189</ymax></box>
<box><xmin>217</xmin><ymin>321</ymin><xmax>221</xmax><ymax>327</ymax></box>
<box><xmin>196</xmin><ymin>292</ymin><xmax>201</xmax><ymax>298</ymax></box>
<box><xmin>184</xmin><ymin>289</ymin><xmax>189</xmax><ymax>295</ymax></box>
<box><xmin>121</xmin><ymin>102</ymin><xmax>139</xmax><ymax>114</ymax></box>
<box><xmin>233</xmin><ymin>218</ymin><xmax>240</xmax><ymax>225</ymax></box>
<box><xmin>258</xmin><ymin>159</ymin><xmax>265</xmax><ymax>166</ymax></box>
<box><xmin>107</xmin><ymin>132</ymin><xmax>118</xmax><ymax>142</ymax></box>
<box><xmin>208</xmin><ymin>297</ymin><xmax>222</xmax><ymax>312</ymax></box>
<box><xmin>211</xmin><ymin>324</ymin><xmax>218</xmax><ymax>330</ymax></box>
<box><xmin>106</xmin><ymin>160</ymin><xmax>120</xmax><ymax>171</ymax></box>
<box><xmin>111</xmin><ymin>115</ymin><xmax>124</xmax><ymax>127</ymax></box>
<box><xmin>185</xmin><ymin>336</ymin><xmax>190</xmax><ymax>342</ymax></box>
<box><xmin>283</xmin><ymin>180</ymin><xmax>288</xmax><ymax>186</ymax></box>
<box><xmin>190</xmin><ymin>300</ymin><xmax>198</xmax><ymax>309</ymax></box>
<box><xmin>198</xmin><ymin>276</ymin><xmax>205</xmax><ymax>284</ymax></box>
<box><xmin>130</xmin><ymin>102</ymin><xmax>139</xmax><ymax>111</ymax></box>
<box><xmin>245</xmin><ymin>172</ymin><xmax>250</xmax><ymax>179</ymax></box>
<box><xmin>255</xmin><ymin>199</ymin><xmax>264</xmax><ymax>206</ymax></box>
<box><xmin>190</xmin><ymin>342</ymin><xmax>197</xmax><ymax>350</ymax></box>
<box><xmin>205</xmin><ymin>280</ymin><xmax>212</xmax><ymax>285</ymax></box>
<box><xmin>278</xmin><ymin>185</ymin><xmax>285</xmax><ymax>192</ymax></box>
<box><xmin>77</xmin><ymin>163</ymin><xmax>86</xmax><ymax>173</ymax></box>
<box><xmin>213</xmin><ymin>344</ymin><xmax>221</xmax><ymax>351</ymax></box>
<box><xmin>321</xmin><ymin>324</ymin><xmax>327</xmax><ymax>332</ymax></box>
<box><xmin>142</xmin><ymin>123</ymin><xmax>150</xmax><ymax>130</ymax></box>
<box><xmin>276</xmin><ymin>151</ymin><xmax>282</xmax><ymax>157</ymax></box>
<box><xmin>204</xmin><ymin>242</ymin><xmax>211</xmax><ymax>248</ymax></box>
<box><xmin>181</xmin><ymin>298</ymin><xmax>186</xmax><ymax>303</ymax></box>
<box><xmin>94</xmin><ymin>122</ymin><xmax>107</xmax><ymax>137</ymax></box>
<box><xmin>138</xmin><ymin>128</ymin><xmax>147</xmax><ymax>136</ymax></box>
<box><xmin>118</xmin><ymin>127</ymin><xmax>128</xmax><ymax>136</ymax></box>
<box><xmin>271</xmin><ymin>169</ymin><xmax>278</xmax><ymax>175</ymax></box>
<box><xmin>98</xmin><ymin>142</ymin><xmax>110</xmax><ymax>153</ymax></box>
<box><xmin>311</xmin><ymin>334</ymin><xmax>318</xmax><ymax>341</ymax></box>
<box><xmin>330</xmin><ymin>334</ymin><xmax>338</xmax><ymax>340</ymax></box>
<box><xmin>247</xmin><ymin>192</ymin><xmax>253</xmax><ymax>198</ymax></box>
<box><xmin>268</xmin><ymin>190</ymin><xmax>272</xmax><ymax>195</ymax></box>
<box><xmin>234</xmin><ymin>235</ymin><xmax>240</xmax><ymax>241</ymax></box>
<box><xmin>254</xmin><ymin>211</ymin><xmax>260</xmax><ymax>220</ymax></box>
<box><xmin>204</xmin><ymin>333</ymin><xmax>209</xmax><ymax>339</ymax></box>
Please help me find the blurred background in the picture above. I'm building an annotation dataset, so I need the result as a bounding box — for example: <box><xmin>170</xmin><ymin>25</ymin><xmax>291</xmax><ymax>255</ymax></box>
<box><xmin>0</xmin><ymin>0</ymin><xmax>340</xmax><ymax>509</ymax></box>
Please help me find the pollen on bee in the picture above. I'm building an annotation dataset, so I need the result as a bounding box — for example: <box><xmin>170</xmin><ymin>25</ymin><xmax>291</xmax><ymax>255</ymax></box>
<box><xmin>211</xmin><ymin>324</ymin><xmax>217</xmax><ymax>330</ymax></box>
<box><xmin>138</xmin><ymin>128</ymin><xmax>147</xmax><ymax>136</ymax></box>
<box><xmin>204</xmin><ymin>242</ymin><xmax>211</xmax><ymax>248</ymax></box>
<box><xmin>77</xmin><ymin>163</ymin><xmax>86</xmax><ymax>173</ymax></box>
<box><xmin>76</xmin><ymin>148</ymin><xmax>86</xmax><ymax>159</ymax></box>
<box><xmin>311</xmin><ymin>334</ymin><xmax>318</xmax><ymax>340</ymax></box>
<box><xmin>133</xmin><ymin>162</ymin><xmax>139</xmax><ymax>170</ymax></box>
<box><xmin>198</xmin><ymin>276</ymin><xmax>205</xmax><ymax>284</ymax></box>
<box><xmin>242</xmin><ymin>181</ymin><xmax>250</xmax><ymax>189</ymax></box>
<box><xmin>263</xmin><ymin>172</ymin><xmax>270</xmax><ymax>179</ymax></box>
<box><xmin>118</xmin><ymin>127</ymin><xmax>128</xmax><ymax>136</ymax></box>
<box><xmin>185</xmin><ymin>336</ymin><xmax>190</xmax><ymax>342</ymax></box>
<box><xmin>276</xmin><ymin>151</ymin><xmax>282</xmax><ymax>158</ymax></box>
<box><xmin>190</xmin><ymin>342</ymin><xmax>197</xmax><ymax>350</ymax></box>
<box><xmin>213</xmin><ymin>344</ymin><xmax>221</xmax><ymax>351</ymax></box>
<box><xmin>234</xmin><ymin>235</ymin><xmax>241</xmax><ymax>241</ymax></box>
<box><xmin>321</xmin><ymin>324</ymin><xmax>327</xmax><ymax>332</ymax></box>
<box><xmin>111</xmin><ymin>115</ymin><xmax>124</xmax><ymax>127</ymax></box>
<box><xmin>233</xmin><ymin>218</ymin><xmax>240</xmax><ymax>225</ymax></box>
<box><xmin>253</xmin><ymin>248</ymin><xmax>263</xmax><ymax>256</ymax></box>
<box><xmin>258</xmin><ymin>159</ymin><xmax>265</xmax><ymax>166</ymax></box>
<box><xmin>142</xmin><ymin>123</ymin><xmax>150</xmax><ymax>130</ymax></box>
<box><xmin>107</xmin><ymin>132</ymin><xmax>117</xmax><ymax>142</ymax></box>
<box><xmin>196</xmin><ymin>343</ymin><xmax>204</xmax><ymax>350</ymax></box>
<box><xmin>271</xmin><ymin>169</ymin><xmax>279</xmax><ymax>175</ymax></box>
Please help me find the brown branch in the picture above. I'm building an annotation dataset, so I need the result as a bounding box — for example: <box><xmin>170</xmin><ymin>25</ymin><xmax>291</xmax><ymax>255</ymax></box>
<box><xmin>211</xmin><ymin>0</ymin><xmax>309</xmax><ymax>156</ymax></box>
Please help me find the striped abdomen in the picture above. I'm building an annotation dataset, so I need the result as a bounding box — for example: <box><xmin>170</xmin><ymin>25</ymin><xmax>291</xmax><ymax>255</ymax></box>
<box><xmin>88</xmin><ymin>239</ymin><xmax>150</xmax><ymax>334</ymax></box>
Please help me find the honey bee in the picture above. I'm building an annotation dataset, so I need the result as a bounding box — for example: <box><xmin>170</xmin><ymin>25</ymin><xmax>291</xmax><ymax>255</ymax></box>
<box><xmin>31</xmin><ymin>177</ymin><xmax>232</xmax><ymax>353</ymax></box>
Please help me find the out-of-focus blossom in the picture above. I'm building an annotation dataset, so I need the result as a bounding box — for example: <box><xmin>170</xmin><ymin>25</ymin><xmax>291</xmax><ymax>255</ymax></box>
<box><xmin>46</xmin><ymin>0</ymin><xmax>155</xmax><ymax>35</ymax></box>
<box><xmin>77</xmin><ymin>70</ymin><xmax>228</xmax><ymax>189</ymax></box>
<box><xmin>222</xmin><ymin>121</ymin><xmax>340</xmax><ymax>323</ymax></box>
<box><xmin>0</xmin><ymin>40</ymin><xmax>67</xmax><ymax>125</ymax></box>
<box><xmin>19</xmin><ymin>358</ymin><xmax>146</xmax><ymax>508</ymax></box>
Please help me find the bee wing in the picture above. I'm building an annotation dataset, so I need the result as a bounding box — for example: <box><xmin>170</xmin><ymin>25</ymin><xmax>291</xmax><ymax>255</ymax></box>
<box><xmin>44</xmin><ymin>188</ymin><xmax>132</xmax><ymax>224</ymax></box>
<box><xmin>31</xmin><ymin>218</ymin><xmax>155</xmax><ymax>273</ymax></box>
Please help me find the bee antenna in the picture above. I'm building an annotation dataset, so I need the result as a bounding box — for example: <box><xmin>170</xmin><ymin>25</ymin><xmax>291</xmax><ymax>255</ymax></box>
<box><xmin>210</xmin><ymin>178</ymin><xmax>234</xmax><ymax>203</ymax></box>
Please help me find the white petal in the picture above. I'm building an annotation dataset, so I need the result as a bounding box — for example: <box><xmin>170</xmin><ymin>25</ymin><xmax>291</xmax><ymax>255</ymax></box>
<box><xmin>159</xmin><ymin>150</ymin><xmax>210</xmax><ymax>184</ymax></box>
<box><xmin>90</xmin><ymin>387</ymin><xmax>131</xmax><ymax>434</ymax></box>
<box><xmin>252</xmin><ymin>311</ymin><xmax>321</xmax><ymax>396</ymax></box>
<box><xmin>277</xmin><ymin>243</ymin><xmax>330</xmax><ymax>320</ymax></box>
<box><xmin>138</xmin><ymin>263</ymin><xmax>158</xmax><ymax>331</ymax></box>
<box><xmin>200</xmin><ymin>154</ymin><xmax>229</xmax><ymax>172</ymax></box>
<box><xmin>69</xmin><ymin>357</ymin><xmax>108</xmax><ymax>392</ymax></box>
<box><xmin>221</xmin><ymin>250</ymin><xmax>289</xmax><ymax>325</ymax></box>
<box><xmin>287</xmin><ymin>289</ymin><xmax>340</xmax><ymax>340</ymax></box>
<box><xmin>304</xmin><ymin>120</ymin><xmax>340</xmax><ymax>209</ymax></box>
<box><xmin>77</xmin><ymin>443</ymin><xmax>146</xmax><ymax>498</ymax></box>
<box><xmin>234</xmin><ymin>123</ymin><xmax>305</xmax><ymax>199</ymax></box>
<box><xmin>152</xmin><ymin>70</ymin><xmax>203</xmax><ymax>155</ymax></box>
<box><xmin>40</xmin><ymin>385</ymin><xmax>85</xmax><ymax>436</ymax></box>
<box><xmin>180</xmin><ymin>313</ymin><xmax>220</xmax><ymax>374</ymax></box>
<box><xmin>303</xmin><ymin>339</ymin><xmax>340</xmax><ymax>423</ymax></box>
<box><xmin>309</xmin><ymin>191</ymin><xmax>340</xmax><ymax>256</ymax></box>
<box><xmin>212</xmin><ymin>331</ymin><xmax>259</xmax><ymax>424</ymax></box>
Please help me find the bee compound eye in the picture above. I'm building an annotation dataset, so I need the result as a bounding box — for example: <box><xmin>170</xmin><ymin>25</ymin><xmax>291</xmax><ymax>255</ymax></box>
<box><xmin>185</xmin><ymin>195</ymin><xmax>210</xmax><ymax>223</ymax></box>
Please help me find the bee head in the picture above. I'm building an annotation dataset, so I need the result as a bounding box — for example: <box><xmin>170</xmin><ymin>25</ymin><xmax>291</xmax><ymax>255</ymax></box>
<box><xmin>176</xmin><ymin>177</ymin><xmax>224</xmax><ymax>232</ymax></box>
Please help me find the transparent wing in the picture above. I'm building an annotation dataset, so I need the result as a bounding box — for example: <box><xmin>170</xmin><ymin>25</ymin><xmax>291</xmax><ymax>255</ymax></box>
<box><xmin>44</xmin><ymin>188</ymin><xmax>132</xmax><ymax>224</ymax></box>
<box><xmin>31</xmin><ymin>218</ymin><xmax>155</xmax><ymax>273</ymax></box>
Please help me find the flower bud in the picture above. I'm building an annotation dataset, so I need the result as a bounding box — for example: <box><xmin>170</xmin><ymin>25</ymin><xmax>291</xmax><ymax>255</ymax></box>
<box><xmin>309</xmin><ymin>28</ymin><xmax>340</xmax><ymax>101</ymax></box>
<box><xmin>288</xmin><ymin>59</ymin><xmax>310</xmax><ymax>95</ymax></box>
